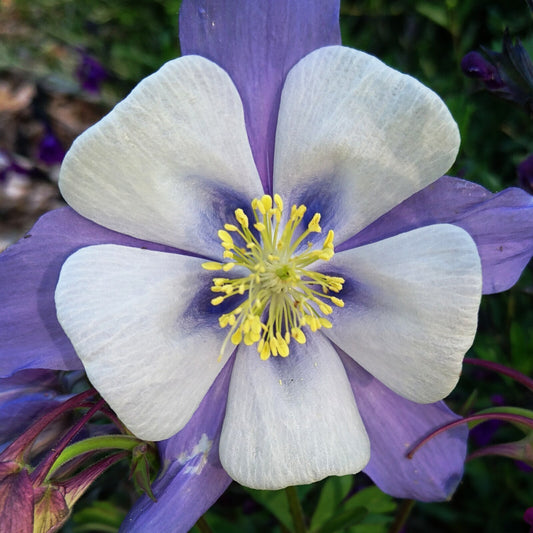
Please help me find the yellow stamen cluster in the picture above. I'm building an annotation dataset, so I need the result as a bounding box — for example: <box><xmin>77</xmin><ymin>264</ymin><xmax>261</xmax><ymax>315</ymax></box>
<box><xmin>202</xmin><ymin>194</ymin><xmax>345</xmax><ymax>360</ymax></box>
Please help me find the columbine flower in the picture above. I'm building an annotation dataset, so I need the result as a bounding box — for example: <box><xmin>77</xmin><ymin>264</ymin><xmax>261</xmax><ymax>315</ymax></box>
<box><xmin>54</xmin><ymin>31</ymin><xmax>484</xmax><ymax>495</ymax></box>
<box><xmin>1</xmin><ymin>1</ymin><xmax>533</xmax><ymax>530</ymax></box>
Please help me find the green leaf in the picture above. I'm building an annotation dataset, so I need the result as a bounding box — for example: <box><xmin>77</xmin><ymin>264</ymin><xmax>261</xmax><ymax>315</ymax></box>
<box><xmin>314</xmin><ymin>506</ymin><xmax>368</xmax><ymax>533</ymax></box>
<box><xmin>415</xmin><ymin>2</ymin><xmax>448</xmax><ymax>29</ymax></box>
<box><xmin>310</xmin><ymin>485</ymin><xmax>396</xmax><ymax>533</ymax></box>
<box><xmin>72</xmin><ymin>500</ymin><xmax>126</xmax><ymax>532</ymax></box>
<box><xmin>243</xmin><ymin>488</ymin><xmax>292</xmax><ymax>530</ymax></box>
<box><xmin>129</xmin><ymin>443</ymin><xmax>159</xmax><ymax>501</ymax></box>
<box><xmin>348</xmin><ymin>526</ymin><xmax>388</xmax><ymax>533</ymax></box>
<box><xmin>343</xmin><ymin>487</ymin><xmax>396</xmax><ymax>515</ymax></box>
<box><xmin>310</xmin><ymin>475</ymin><xmax>353</xmax><ymax>531</ymax></box>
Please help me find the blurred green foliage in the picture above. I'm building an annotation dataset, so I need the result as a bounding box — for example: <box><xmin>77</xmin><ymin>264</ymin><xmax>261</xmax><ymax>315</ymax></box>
<box><xmin>1</xmin><ymin>0</ymin><xmax>532</xmax><ymax>531</ymax></box>
<box><xmin>0</xmin><ymin>0</ymin><xmax>183</xmax><ymax>100</ymax></box>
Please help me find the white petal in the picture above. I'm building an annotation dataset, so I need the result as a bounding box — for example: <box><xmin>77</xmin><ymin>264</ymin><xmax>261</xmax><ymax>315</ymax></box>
<box><xmin>324</xmin><ymin>224</ymin><xmax>481</xmax><ymax>403</ymax></box>
<box><xmin>59</xmin><ymin>55</ymin><xmax>262</xmax><ymax>255</ymax></box>
<box><xmin>219</xmin><ymin>334</ymin><xmax>370</xmax><ymax>489</ymax></box>
<box><xmin>273</xmin><ymin>46</ymin><xmax>460</xmax><ymax>242</ymax></box>
<box><xmin>55</xmin><ymin>245</ymin><xmax>232</xmax><ymax>441</ymax></box>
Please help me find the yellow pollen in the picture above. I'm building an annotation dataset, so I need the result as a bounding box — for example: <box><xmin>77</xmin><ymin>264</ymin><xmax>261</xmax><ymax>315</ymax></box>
<box><xmin>203</xmin><ymin>195</ymin><xmax>345</xmax><ymax>360</ymax></box>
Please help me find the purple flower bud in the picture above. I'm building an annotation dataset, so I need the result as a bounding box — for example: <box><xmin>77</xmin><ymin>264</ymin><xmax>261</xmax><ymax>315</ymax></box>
<box><xmin>461</xmin><ymin>51</ymin><xmax>504</xmax><ymax>90</ymax></box>
<box><xmin>33</xmin><ymin>484</ymin><xmax>70</xmax><ymax>533</ymax></box>
<box><xmin>518</xmin><ymin>154</ymin><xmax>533</xmax><ymax>194</ymax></box>
<box><xmin>0</xmin><ymin>389</ymin><xmax>133</xmax><ymax>532</ymax></box>
<box><xmin>462</xmin><ymin>31</ymin><xmax>533</xmax><ymax>115</ymax></box>
<box><xmin>0</xmin><ymin>462</ymin><xmax>34</xmax><ymax>532</ymax></box>
<box><xmin>0</xmin><ymin>456</ymin><xmax>126</xmax><ymax>533</ymax></box>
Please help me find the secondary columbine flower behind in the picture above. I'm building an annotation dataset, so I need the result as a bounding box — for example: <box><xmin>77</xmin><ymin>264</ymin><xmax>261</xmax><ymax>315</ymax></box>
<box><xmin>54</xmin><ymin>45</ymin><xmax>482</xmax><ymax>490</ymax></box>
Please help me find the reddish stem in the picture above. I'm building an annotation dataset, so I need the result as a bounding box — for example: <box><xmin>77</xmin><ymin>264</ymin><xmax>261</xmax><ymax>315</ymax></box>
<box><xmin>0</xmin><ymin>388</ymin><xmax>97</xmax><ymax>463</ymax></box>
<box><xmin>407</xmin><ymin>413</ymin><xmax>533</xmax><ymax>459</ymax></box>
<box><xmin>30</xmin><ymin>398</ymin><xmax>105</xmax><ymax>486</ymax></box>
<box><xmin>467</xmin><ymin>442</ymin><xmax>524</xmax><ymax>462</ymax></box>
<box><xmin>464</xmin><ymin>357</ymin><xmax>533</xmax><ymax>392</ymax></box>
<box><xmin>60</xmin><ymin>450</ymin><xmax>130</xmax><ymax>506</ymax></box>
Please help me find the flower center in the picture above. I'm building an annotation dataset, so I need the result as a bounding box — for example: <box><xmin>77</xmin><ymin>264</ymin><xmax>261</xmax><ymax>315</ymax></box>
<box><xmin>202</xmin><ymin>194</ymin><xmax>345</xmax><ymax>360</ymax></box>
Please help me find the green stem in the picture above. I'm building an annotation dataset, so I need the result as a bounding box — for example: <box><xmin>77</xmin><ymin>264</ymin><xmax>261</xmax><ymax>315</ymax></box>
<box><xmin>389</xmin><ymin>499</ymin><xmax>415</xmax><ymax>533</ymax></box>
<box><xmin>285</xmin><ymin>485</ymin><xmax>307</xmax><ymax>533</ymax></box>
<box><xmin>195</xmin><ymin>516</ymin><xmax>213</xmax><ymax>533</ymax></box>
<box><xmin>46</xmin><ymin>434</ymin><xmax>143</xmax><ymax>480</ymax></box>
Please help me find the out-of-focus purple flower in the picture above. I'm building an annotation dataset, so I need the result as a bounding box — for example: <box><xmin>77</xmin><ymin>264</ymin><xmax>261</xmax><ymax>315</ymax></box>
<box><xmin>37</xmin><ymin>131</ymin><xmax>65</xmax><ymax>166</ymax></box>
<box><xmin>491</xmin><ymin>394</ymin><xmax>506</xmax><ymax>406</ymax></box>
<box><xmin>518</xmin><ymin>154</ymin><xmax>533</xmax><ymax>194</ymax></box>
<box><xmin>469</xmin><ymin>419</ymin><xmax>503</xmax><ymax>448</ymax></box>
<box><xmin>76</xmin><ymin>52</ymin><xmax>107</xmax><ymax>94</ymax></box>
<box><xmin>515</xmin><ymin>460</ymin><xmax>533</xmax><ymax>473</ymax></box>
<box><xmin>462</xmin><ymin>30</ymin><xmax>533</xmax><ymax>116</ymax></box>
<box><xmin>461</xmin><ymin>51</ymin><xmax>504</xmax><ymax>90</ymax></box>
<box><xmin>469</xmin><ymin>394</ymin><xmax>506</xmax><ymax>447</ymax></box>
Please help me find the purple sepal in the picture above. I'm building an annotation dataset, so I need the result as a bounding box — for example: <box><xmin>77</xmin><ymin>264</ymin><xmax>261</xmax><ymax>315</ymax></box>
<box><xmin>33</xmin><ymin>483</ymin><xmax>70</xmax><ymax>533</ymax></box>
<box><xmin>340</xmin><ymin>351</ymin><xmax>467</xmax><ymax>502</ymax></box>
<box><xmin>120</xmin><ymin>355</ymin><xmax>235</xmax><ymax>532</ymax></box>
<box><xmin>0</xmin><ymin>370</ymin><xmax>67</xmax><ymax>446</ymax></box>
<box><xmin>0</xmin><ymin>207</ymin><xmax>180</xmax><ymax>377</ymax></box>
<box><xmin>339</xmin><ymin>176</ymin><xmax>533</xmax><ymax>294</ymax></box>
<box><xmin>179</xmin><ymin>0</ymin><xmax>340</xmax><ymax>192</ymax></box>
